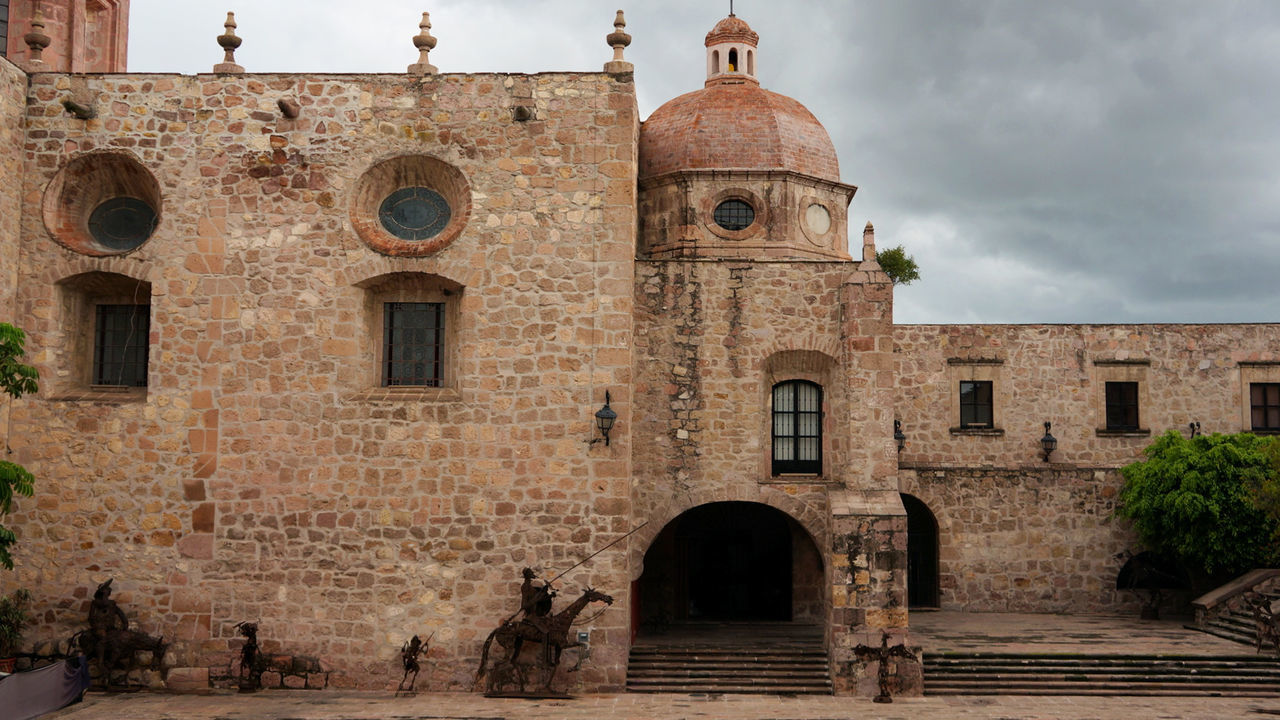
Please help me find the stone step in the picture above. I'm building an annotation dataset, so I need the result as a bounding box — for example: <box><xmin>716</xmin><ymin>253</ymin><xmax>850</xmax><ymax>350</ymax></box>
<box><xmin>926</xmin><ymin>669</ymin><xmax>1280</xmax><ymax>683</ymax></box>
<box><xmin>627</xmin><ymin>641</ymin><xmax>831</xmax><ymax>695</ymax></box>
<box><xmin>629</xmin><ymin>652</ymin><xmax>826</xmax><ymax>662</ymax></box>
<box><xmin>925</xmin><ymin>683</ymin><xmax>1280</xmax><ymax>697</ymax></box>
<box><xmin>629</xmin><ymin>668</ymin><xmax>830</xmax><ymax>679</ymax></box>
<box><xmin>626</xmin><ymin>683</ymin><xmax>834</xmax><ymax>695</ymax></box>
<box><xmin>923</xmin><ymin>652</ymin><xmax>1280</xmax><ymax>697</ymax></box>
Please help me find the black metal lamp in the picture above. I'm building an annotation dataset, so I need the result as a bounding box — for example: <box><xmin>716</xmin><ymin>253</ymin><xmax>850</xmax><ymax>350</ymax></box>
<box><xmin>1040</xmin><ymin>421</ymin><xmax>1057</xmax><ymax>462</ymax></box>
<box><xmin>893</xmin><ymin>419</ymin><xmax>906</xmax><ymax>452</ymax></box>
<box><xmin>1189</xmin><ymin>421</ymin><xmax>1201</xmax><ymax>438</ymax></box>
<box><xmin>594</xmin><ymin>390</ymin><xmax>617</xmax><ymax>446</ymax></box>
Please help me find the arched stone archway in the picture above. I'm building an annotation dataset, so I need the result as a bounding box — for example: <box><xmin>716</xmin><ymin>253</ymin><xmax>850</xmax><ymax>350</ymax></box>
<box><xmin>635</xmin><ymin>501</ymin><xmax>825</xmax><ymax>631</ymax></box>
<box><xmin>902</xmin><ymin>493</ymin><xmax>940</xmax><ymax>608</ymax></box>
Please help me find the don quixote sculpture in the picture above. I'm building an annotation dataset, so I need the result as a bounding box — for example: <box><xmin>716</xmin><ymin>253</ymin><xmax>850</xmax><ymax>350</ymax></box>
<box><xmin>73</xmin><ymin>579</ymin><xmax>167</xmax><ymax>690</ymax></box>
<box><xmin>234</xmin><ymin>621</ymin><xmax>266</xmax><ymax>692</ymax></box>
<box><xmin>474</xmin><ymin>525</ymin><xmax>641</xmax><ymax>697</ymax></box>
<box><xmin>396</xmin><ymin>632</ymin><xmax>432</xmax><ymax>695</ymax></box>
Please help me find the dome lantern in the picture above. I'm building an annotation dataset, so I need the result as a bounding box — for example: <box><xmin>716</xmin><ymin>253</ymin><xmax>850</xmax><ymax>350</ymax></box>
<box><xmin>705</xmin><ymin>14</ymin><xmax>759</xmax><ymax>86</ymax></box>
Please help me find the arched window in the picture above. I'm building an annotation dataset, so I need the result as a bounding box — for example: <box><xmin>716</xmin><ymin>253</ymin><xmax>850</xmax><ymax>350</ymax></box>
<box><xmin>747</xmin><ymin>50</ymin><xmax>755</xmax><ymax>75</ymax></box>
<box><xmin>772</xmin><ymin>380</ymin><xmax>822</xmax><ymax>474</ymax></box>
<box><xmin>728</xmin><ymin>48</ymin><xmax>738</xmax><ymax>72</ymax></box>
<box><xmin>712</xmin><ymin>50</ymin><xmax>720</xmax><ymax>75</ymax></box>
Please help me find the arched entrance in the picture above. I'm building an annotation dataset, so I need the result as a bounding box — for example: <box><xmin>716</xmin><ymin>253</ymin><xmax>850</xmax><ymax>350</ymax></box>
<box><xmin>635</xmin><ymin>501</ymin><xmax>824</xmax><ymax>629</ymax></box>
<box><xmin>902</xmin><ymin>493</ymin><xmax>940</xmax><ymax>608</ymax></box>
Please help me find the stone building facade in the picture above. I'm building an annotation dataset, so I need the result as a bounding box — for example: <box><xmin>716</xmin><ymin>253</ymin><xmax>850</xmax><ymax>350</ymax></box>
<box><xmin>0</xmin><ymin>2</ymin><xmax>1277</xmax><ymax>697</ymax></box>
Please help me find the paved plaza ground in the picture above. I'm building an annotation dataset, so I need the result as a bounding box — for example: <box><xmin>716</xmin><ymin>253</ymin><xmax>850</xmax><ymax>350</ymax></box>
<box><xmin>41</xmin><ymin>613</ymin><xmax>1280</xmax><ymax>720</ymax></box>
<box><xmin>43</xmin><ymin>690</ymin><xmax>1280</xmax><ymax>720</ymax></box>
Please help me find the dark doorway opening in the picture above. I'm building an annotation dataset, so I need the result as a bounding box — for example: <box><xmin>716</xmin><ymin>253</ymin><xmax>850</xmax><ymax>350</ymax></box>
<box><xmin>902</xmin><ymin>493</ymin><xmax>940</xmax><ymax>608</ymax></box>
<box><xmin>637</xmin><ymin>502</ymin><xmax>823</xmax><ymax>627</ymax></box>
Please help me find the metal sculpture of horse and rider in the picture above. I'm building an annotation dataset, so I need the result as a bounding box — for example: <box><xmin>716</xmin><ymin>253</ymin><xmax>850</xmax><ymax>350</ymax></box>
<box><xmin>474</xmin><ymin>525</ymin><xmax>640</xmax><ymax>697</ymax></box>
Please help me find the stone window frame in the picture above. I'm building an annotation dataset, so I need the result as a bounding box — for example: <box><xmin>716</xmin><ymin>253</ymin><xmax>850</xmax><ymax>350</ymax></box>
<box><xmin>947</xmin><ymin>358</ymin><xmax>1005</xmax><ymax>436</ymax></box>
<box><xmin>1240</xmin><ymin>362</ymin><xmax>1280</xmax><ymax>435</ymax></box>
<box><xmin>51</xmin><ymin>271</ymin><xmax>153</xmax><ymax>402</ymax></box>
<box><xmin>703</xmin><ymin>187</ymin><xmax>767</xmax><ymax>241</ymax></box>
<box><xmin>351</xmin><ymin>272</ymin><xmax>463</xmax><ymax>402</ymax></box>
<box><xmin>1093</xmin><ymin>359</ymin><xmax>1151</xmax><ymax>437</ymax></box>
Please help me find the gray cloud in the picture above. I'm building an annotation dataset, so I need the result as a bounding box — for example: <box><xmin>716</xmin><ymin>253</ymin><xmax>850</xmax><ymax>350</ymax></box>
<box><xmin>127</xmin><ymin>0</ymin><xmax>1280</xmax><ymax>323</ymax></box>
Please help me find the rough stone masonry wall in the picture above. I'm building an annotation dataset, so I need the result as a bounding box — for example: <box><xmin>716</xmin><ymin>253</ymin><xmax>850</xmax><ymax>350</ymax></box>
<box><xmin>895</xmin><ymin>323</ymin><xmax>1280</xmax><ymax>612</ymax></box>
<box><xmin>4</xmin><ymin>69</ymin><xmax>637</xmax><ymax>691</ymax></box>
<box><xmin>895</xmin><ymin>323</ymin><xmax>1280</xmax><ymax>467</ymax></box>
<box><xmin>630</xmin><ymin>260</ymin><xmax>895</xmax><ymax>551</ymax></box>
<box><xmin>630</xmin><ymin>258</ymin><xmax>906</xmax><ymax>695</ymax></box>
<box><xmin>0</xmin><ymin>56</ymin><xmax>24</xmax><ymax>447</ymax></box>
<box><xmin>900</xmin><ymin>466</ymin><xmax>1139</xmax><ymax>612</ymax></box>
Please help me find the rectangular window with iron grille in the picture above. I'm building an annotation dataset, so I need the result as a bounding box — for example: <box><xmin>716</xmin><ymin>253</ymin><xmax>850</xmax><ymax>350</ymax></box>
<box><xmin>1252</xmin><ymin>382</ymin><xmax>1280</xmax><ymax>432</ymax></box>
<box><xmin>772</xmin><ymin>380</ymin><xmax>822</xmax><ymax>475</ymax></box>
<box><xmin>959</xmin><ymin>380</ymin><xmax>992</xmax><ymax>428</ymax></box>
<box><xmin>1105</xmin><ymin>381</ymin><xmax>1140</xmax><ymax>431</ymax></box>
<box><xmin>383</xmin><ymin>302</ymin><xmax>444</xmax><ymax>387</ymax></box>
<box><xmin>93</xmin><ymin>304</ymin><xmax>149</xmax><ymax>387</ymax></box>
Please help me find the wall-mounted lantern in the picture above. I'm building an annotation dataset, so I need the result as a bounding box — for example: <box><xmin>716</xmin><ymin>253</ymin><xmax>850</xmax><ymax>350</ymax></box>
<box><xmin>1041</xmin><ymin>421</ymin><xmax>1057</xmax><ymax>462</ymax></box>
<box><xmin>594</xmin><ymin>390</ymin><xmax>617</xmax><ymax>446</ymax></box>
<box><xmin>893</xmin><ymin>419</ymin><xmax>906</xmax><ymax>452</ymax></box>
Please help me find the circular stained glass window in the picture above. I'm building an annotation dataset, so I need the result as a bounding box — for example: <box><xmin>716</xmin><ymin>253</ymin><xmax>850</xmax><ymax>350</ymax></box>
<box><xmin>379</xmin><ymin>186</ymin><xmax>452</xmax><ymax>241</ymax></box>
<box><xmin>87</xmin><ymin>197</ymin><xmax>158</xmax><ymax>251</ymax></box>
<box><xmin>713</xmin><ymin>199</ymin><xmax>755</xmax><ymax>231</ymax></box>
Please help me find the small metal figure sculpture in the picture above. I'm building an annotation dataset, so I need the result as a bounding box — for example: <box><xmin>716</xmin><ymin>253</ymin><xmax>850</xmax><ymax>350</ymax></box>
<box><xmin>234</xmin><ymin>621</ymin><xmax>265</xmax><ymax>692</ymax></box>
<box><xmin>78</xmin><ymin>579</ymin><xmax>167</xmax><ymax>690</ymax></box>
<box><xmin>1243</xmin><ymin>592</ymin><xmax>1280</xmax><ymax>658</ymax></box>
<box><xmin>396</xmin><ymin>632</ymin><xmax>432</xmax><ymax>695</ymax></box>
<box><xmin>853</xmin><ymin>631</ymin><xmax>917</xmax><ymax>703</ymax></box>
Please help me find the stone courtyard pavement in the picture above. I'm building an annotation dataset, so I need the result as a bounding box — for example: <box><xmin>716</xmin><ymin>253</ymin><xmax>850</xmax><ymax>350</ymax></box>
<box><xmin>44</xmin><ymin>612</ymin><xmax>1280</xmax><ymax>719</ymax></box>
<box><xmin>42</xmin><ymin>690</ymin><xmax>1280</xmax><ymax>720</ymax></box>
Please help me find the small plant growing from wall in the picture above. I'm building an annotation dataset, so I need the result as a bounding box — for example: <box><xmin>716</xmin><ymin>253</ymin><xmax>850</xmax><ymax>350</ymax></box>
<box><xmin>0</xmin><ymin>323</ymin><xmax>39</xmax><ymax>571</ymax></box>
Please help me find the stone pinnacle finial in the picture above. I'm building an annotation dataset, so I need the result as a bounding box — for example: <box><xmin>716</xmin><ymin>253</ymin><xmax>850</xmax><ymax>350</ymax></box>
<box><xmin>23</xmin><ymin>7</ymin><xmax>52</xmax><ymax>68</ymax></box>
<box><xmin>214</xmin><ymin>11</ymin><xmax>245</xmax><ymax>73</ymax></box>
<box><xmin>604</xmin><ymin>9</ymin><xmax>633</xmax><ymax>74</ymax></box>
<box><xmin>408</xmin><ymin>12</ymin><xmax>439</xmax><ymax>76</ymax></box>
<box><xmin>863</xmin><ymin>221</ymin><xmax>877</xmax><ymax>263</ymax></box>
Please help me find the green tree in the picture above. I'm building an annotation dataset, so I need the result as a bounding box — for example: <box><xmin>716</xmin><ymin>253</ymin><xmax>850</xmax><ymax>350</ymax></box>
<box><xmin>1117</xmin><ymin>430</ymin><xmax>1280</xmax><ymax>588</ymax></box>
<box><xmin>875</xmin><ymin>245</ymin><xmax>921</xmax><ymax>286</ymax></box>
<box><xmin>0</xmin><ymin>323</ymin><xmax>38</xmax><ymax>570</ymax></box>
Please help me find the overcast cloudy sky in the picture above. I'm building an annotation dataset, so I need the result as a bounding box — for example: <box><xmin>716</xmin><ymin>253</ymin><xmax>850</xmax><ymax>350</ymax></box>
<box><xmin>125</xmin><ymin>1</ymin><xmax>1280</xmax><ymax>325</ymax></box>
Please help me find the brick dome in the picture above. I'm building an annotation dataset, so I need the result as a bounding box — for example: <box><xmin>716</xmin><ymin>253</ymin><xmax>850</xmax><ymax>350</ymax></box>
<box><xmin>639</xmin><ymin>83</ymin><xmax>842</xmax><ymax>183</ymax></box>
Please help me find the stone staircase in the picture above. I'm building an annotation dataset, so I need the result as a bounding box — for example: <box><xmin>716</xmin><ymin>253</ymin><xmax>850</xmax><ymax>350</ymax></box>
<box><xmin>925</xmin><ymin>652</ymin><xmax>1280</xmax><ymax>696</ymax></box>
<box><xmin>626</xmin><ymin>623</ymin><xmax>832</xmax><ymax>695</ymax></box>
<box><xmin>1196</xmin><ymin>590</ymin><xmax>1280</xmax><ymax>649</ymax></box>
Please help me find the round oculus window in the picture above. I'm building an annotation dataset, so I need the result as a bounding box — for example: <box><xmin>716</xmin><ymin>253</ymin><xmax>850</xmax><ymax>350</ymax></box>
<box><xmin>713</xmin><ymin>199</ymin><xmax>755</xmax><ymax>232</ymax></box>
<box><xmin>378</xmin><ymin>186</ymin><xmax>452</xmax><ymax>241</ymax></box>
<box><xmin>87</xmin><ymin>197</ymin><xmax>158</xmax><ymax>252</ymax></box>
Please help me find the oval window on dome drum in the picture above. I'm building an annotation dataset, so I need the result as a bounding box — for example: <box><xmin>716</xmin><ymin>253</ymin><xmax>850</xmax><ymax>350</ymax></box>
<box><xmin>378</xmin><ymin>186</ymin><xmax>452</xmax><ymax>241</ymax></box>
<box><xmin>713</xmin><ymin>199</ymin><xmax>755</xmax><ymax>231</ymax></box>
<box><xmin>87</xmin><ymin>197</ymin><xmax>158</xmax><ymax>252</ymax></box>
